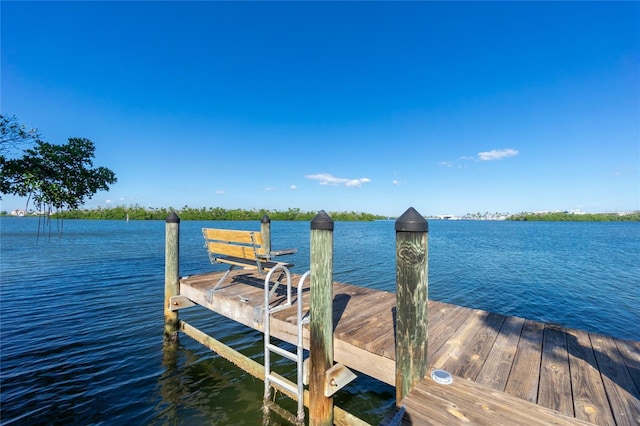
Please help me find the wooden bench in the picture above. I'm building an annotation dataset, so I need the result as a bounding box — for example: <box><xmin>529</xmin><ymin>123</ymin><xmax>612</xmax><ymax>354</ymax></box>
<box><xmin>202</xmin><ymin>228</ymin><xmax>296</xmax><ymax>294</ymax></box>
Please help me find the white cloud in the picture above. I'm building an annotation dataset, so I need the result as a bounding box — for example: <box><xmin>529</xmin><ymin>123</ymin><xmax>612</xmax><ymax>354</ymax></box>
<box><xmin>477</xmin><ymin>148</ymin><xmax>519</xmax><ymax>161</ymax></box>
<box><xmin>215</xmin><ymin>190</ymin><xmax>225</xmax><ymax>195</ymax></box>
<box><xmin>346</xmin><ymin>177</ymin><xmax>371</xmax><ymax>187</ymax></box>
<box><xmin>306</xmin><ymin>173</ymin><xmax>371</xmax><ymax>188</ymax></box>
<box><xmin>290</xmin><ymin>185</ymin><xmax>297</xmax><ymax>190</ymax></box>
<box><xmin>305</xmin><ymin>173</ymin><xmax>343</xmax><ymax>185</ymax></box>
<box><xmin>439</xmin><ymin>149</ymin><xmax>517</xmax><ymax>168</ymax></box>
<box><xmin>106</xmin><ymin>199</ymin><xmax>112</xmax><ymax>204</ymax></box>
<box><xmin>264</xmin><ymin>187</ymin><xmax>276</xmax><ymax>192</ymax></box>
<box><xmin>392</xmin><ymin>179</ymin><xmax>400</xmax><ymax>186</ymax></box>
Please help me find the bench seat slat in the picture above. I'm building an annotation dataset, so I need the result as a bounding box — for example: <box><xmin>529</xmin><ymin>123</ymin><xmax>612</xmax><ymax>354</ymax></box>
<box><xmin>214</xmin><ymin>255</ymin><xmax>293</xmax><ymax>271</ymax></box>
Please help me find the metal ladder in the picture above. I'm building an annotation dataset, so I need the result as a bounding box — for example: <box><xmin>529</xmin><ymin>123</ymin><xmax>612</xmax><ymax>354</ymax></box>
<box><xmin>263</xmin><ymin>267</ymin><xmax>310</xmax><ymax>425</ymax></box>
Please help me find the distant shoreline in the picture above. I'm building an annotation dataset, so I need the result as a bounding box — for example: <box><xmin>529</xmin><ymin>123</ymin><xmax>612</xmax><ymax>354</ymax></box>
<box><xmin>2</xmin><ymin>206</ymin><xmax>385</xmax><ymax>222</ymax></box>
<box><xmin>2</xmin><ymin>206</ymin><xmax>638</xmax><ymax>222</ymax></box>
<box><xmin>506</xmin><ymin>211</ymin><xmax>639</xmax><ymax>222</ymax></box>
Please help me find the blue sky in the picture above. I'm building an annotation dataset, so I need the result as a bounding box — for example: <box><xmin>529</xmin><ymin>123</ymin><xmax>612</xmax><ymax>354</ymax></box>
<box><xmin>2</xmin><ymin>1</ymin><xmax>638</xmax><ymax>217</ymax></box>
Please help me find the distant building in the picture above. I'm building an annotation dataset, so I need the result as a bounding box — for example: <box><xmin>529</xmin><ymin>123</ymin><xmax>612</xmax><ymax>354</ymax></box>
<box><xmin>438</xmin><ymin>214</ymin><xmax>460</xmax><ymax>220</ymax></box>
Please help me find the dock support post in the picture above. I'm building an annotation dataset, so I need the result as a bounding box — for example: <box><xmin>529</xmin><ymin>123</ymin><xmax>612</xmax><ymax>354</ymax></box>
<box><xmin>164</xmin><ymin>211</ymin><xmax>180</xmax><ymax>344</ymax></box>
<box><xmin>261</xmin><ymin>214</ymin><xmax>271</xmax><ymax>256</ymax></box>
<box><xmin>309</xmin><ymin>211</ymin><xmax>334</xmax><ymax>426</ymax></box>
<box><xmin>395</xmin><ymin>207</ymin><xmax>429</xmax><ymax>405</ymax></box>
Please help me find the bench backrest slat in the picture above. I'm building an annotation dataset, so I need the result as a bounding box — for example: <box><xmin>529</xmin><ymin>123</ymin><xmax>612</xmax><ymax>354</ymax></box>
<box><xmin>206</xmin><ymin>241</ymin><xmax>260</xmax><ymax>260</ymax></box>
<box><xmin>202</xmin><ymin>228</ymin><xmax>267</xmax><ymax>260</ymax></box>
<box><xmin>203</xmin><ymin>228</ymin><xmax>262</xmax><ymax>245</ymax></box>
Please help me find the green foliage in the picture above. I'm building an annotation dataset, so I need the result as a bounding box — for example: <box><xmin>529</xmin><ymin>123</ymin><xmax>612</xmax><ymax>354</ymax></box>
<box><xmin>507</xmin><ymin>211</ymin><xmax>640</xmax><ymax>222</ymax></box>
<box><xmin>0</xmin><ymin>115</ymin><xmax>40</xmax><ymax>159</ymax></box>
<box><xmin>1</xmin><ymin>115</ymin><xmax>117</xmax><ymax>216</ymax></box>
<box><xmin>54</xmin><ymin>205</ymin><xmax>386</xmax><ymax>221</ymax></box>
<box><xmin>2</xmin><ymin>138</ymin><xmax>117</xmax><ymax>213</ymax></box>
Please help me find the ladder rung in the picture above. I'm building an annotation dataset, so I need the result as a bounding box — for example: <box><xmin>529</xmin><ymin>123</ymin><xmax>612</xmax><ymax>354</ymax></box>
<box><xmin>266</xmin><ymin>373</ymin><xmax>298</xmax><ymax>395</ymax></box>
<box><xmin>267</xmin><ymin>343</ymin><xmax>298</xmax><ymax>362</ymax></box>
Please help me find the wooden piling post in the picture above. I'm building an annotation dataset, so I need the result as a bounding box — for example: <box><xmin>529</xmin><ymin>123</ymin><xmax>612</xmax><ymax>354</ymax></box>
<box><xmin>164</xmin><ymin>211</ymin><xmax>180</xmax><ymax>343</ymax></box>
<box><xmin>261</xmin><ymin>214</ymin><xmax>271</xmax><ymax>256</ymax></box>
<box><xmin>395</xmin><ymin>207</ymin><xmax>429</xmax><ymax>404</ymax></box>
<box><xmin>309</xmin><ymin>211</ymin><xmax>334</xmax><ymax>426</ymax></box>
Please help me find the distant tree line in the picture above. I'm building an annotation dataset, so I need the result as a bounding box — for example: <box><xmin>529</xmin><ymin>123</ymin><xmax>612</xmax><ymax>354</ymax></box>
<box><xmin>508</xmin><ymin>211</ymin><xmax>640</xmax><ymax>222</ymax></box>
<box><xmin>50</xmin><ymin>205</ymin><xmax>387</xmax><ymax>221</ymax></box>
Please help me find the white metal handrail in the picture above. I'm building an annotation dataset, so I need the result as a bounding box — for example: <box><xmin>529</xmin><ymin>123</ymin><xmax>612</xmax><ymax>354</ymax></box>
<box><xmin>263</xmin><ymin>266</ymin><xmax>309</xmax><ymax>425</ymax></box>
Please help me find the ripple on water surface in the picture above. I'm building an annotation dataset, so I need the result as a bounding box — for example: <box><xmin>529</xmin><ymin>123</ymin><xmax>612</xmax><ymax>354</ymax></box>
<box><xmin>1</xmin><ymin>218</ymin><xmax>638</xmax><ymax>425</ymax></box>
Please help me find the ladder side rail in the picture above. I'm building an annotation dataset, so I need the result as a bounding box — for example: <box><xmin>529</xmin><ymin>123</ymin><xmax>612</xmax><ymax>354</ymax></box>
<box><xmin>263</xmin><ymin>264</ymin><xmax>292</xmax><ymax>403</ymax></box>
<box><xmin>287</xmin><ymin>269</ymin><xmax>292</xmax><ymax>305</ymax></box>
<box><xmin>264</xmin><ymin>265</ymin><xmax>273</xmax><ymax>402</ymax></box>
<box><xmin>296</xmin><ymin>271</ymin><xmax>311</xmax><ymax>423</ymax></box>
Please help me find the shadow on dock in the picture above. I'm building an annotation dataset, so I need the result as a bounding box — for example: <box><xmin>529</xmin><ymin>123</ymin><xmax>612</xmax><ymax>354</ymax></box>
<box><xmin>462</xmin><ymin>309</ymin><xmax>640</xmax><ymax>424</ymax></box>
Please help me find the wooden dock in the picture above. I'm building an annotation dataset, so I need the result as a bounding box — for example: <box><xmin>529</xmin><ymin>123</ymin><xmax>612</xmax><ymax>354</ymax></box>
<box><xmin>179</xmin><ymin>269</ymin><xmax>640</xmax><ymax>425</ymax></box>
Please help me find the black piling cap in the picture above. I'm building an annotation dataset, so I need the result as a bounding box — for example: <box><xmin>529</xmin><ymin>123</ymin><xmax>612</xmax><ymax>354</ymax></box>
<box><xmin>165</xmin><ymin>211</ymin><xmax>180</xmax><ymax>223</ymax></box>
<box><xmin>395</xmin><ymin>207</ymin><xmax>428</xmax><ymax>232</ymax></box>
<box><xmin>311</xmin><ymin>210</ymin><xmax>334</xmax><ymax>230</ymax></box>
<box><xmin>261</xmin><ymin>214</ymin><xmax>271</xmax><ymax>224</ymax></box>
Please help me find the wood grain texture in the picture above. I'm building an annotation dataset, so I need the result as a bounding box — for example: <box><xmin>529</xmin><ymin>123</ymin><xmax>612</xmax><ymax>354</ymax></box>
<box><xmin>203</xmin><ymin>228</ymin><xmax>267</xmax><ymax>259</ymax></box>
<box><xmin>615</xmin><ymin>338</ymin><xmax>640</xmax><ymax>392</ymax></box>
<box><xmin>566</xmin><ymin>328</ymin><xmax>615</xmax><ymax>425</ymax></box>
<box><xmin>401</xmin><ymin>372</ymin><xmax>593</xmax><ymax>425</ymax></box>
<box><xmin>590</xmin><ymin>333</ymin><xmax>640</xmax><ymax>425</ymax></box>
<box><xmin>395</xmin><ymin>231</ymin><xmax>428</xmax><ymax>403</ymax></box>
<box><xmin>476</xmin><ymin>315</ymin><xmax>525</xmax><ymax>390</ymax></box>
<box><xmin>539</xmin><ymin>326</ymin><xmax>573</xmax><ymax>416</ymax></box>
<box><xmin>164</xmin><ymin>218</ymin><xmax>180</xmax><ymax>341</ymax></box>
<box><xmin>309</xmin><ymin>228</ymin><xmax>334</xmax><ymax>425</ymax></box>
<box><xmin>179</xmin><ymin>269</ymin><xmax>640</xmax><ymax>425</ymax></box>
<box><xmin>202</xmin><ymin>228</ymin><xmax>262</xmax><ymax>245</ymax></box>
<box><xmin>504</xmin><ymin>319</ymin><xmax>544</xmax><ymax>403</ymax></box>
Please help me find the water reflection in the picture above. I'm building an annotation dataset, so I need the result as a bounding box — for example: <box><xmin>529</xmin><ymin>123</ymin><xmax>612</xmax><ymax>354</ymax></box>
<box><xmin>156</xmin><ymin>340</ymin><xmax>269</xmax><ymax>425</ymax></box>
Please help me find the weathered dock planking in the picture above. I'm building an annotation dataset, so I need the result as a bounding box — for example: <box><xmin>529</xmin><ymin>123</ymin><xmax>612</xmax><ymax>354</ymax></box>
<box><xmin>165</xmin><ymin>212</ymin><xmax>639</xmax><ymax>425</ymax></box>
<box><xmin>179</xmin><ymin>268</ymin><xmax>640</xmax><ymax>425</ymax></box>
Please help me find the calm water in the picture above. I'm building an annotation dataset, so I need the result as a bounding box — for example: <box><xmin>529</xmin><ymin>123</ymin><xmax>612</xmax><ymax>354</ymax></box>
<box><xmin>1</xmin><ymin>217</ymin><xmax>639</xmax><ymax>425</ymax></box>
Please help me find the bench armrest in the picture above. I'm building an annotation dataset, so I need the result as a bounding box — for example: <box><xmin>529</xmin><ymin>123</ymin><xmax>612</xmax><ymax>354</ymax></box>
<box><xmin>269</xmin><ymin>248</ymin><xmax>297</xmax><ymax>256</ymax></box>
